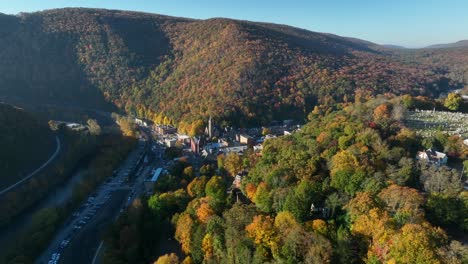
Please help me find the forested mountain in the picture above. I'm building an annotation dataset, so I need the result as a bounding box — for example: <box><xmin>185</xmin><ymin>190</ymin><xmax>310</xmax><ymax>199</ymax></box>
<box><xmin>382</xmin><ymin>44</ymin><xmax>407</xmax><ymax>49</ymax></box>
<box><xmin>394</xmin><ymin>47</ymin><xmax>468</xmax><ymax>89</ymax></box>
<box><xmin>0</xmin><ymin>8</ymin><xmax>465</xmax><ymax>126</ymax></box>
<box><xmin>426</xmin><ymin>40</ymin><xmax>468</xmax><ymax>49</ymax></box>
<box><xmin>0</xmin><ymin>103</ymin><xmax>55</xmax><ymax>188</ymax></box>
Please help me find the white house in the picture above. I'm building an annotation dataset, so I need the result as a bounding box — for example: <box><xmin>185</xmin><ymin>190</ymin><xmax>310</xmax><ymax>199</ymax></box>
<box><xmin>463</xmin><ymin>139</ymin><xmax>468</xmax><ymax>146</ymax></box>
<box><xmin>165</xmin><ymin>138</ymin><xmax>177</xmax><ymax>148</ymax></box>
<box><xmin>416</xmin><ymin>149</ymin><xmax>448</xmax><ymax>166</ymax></box>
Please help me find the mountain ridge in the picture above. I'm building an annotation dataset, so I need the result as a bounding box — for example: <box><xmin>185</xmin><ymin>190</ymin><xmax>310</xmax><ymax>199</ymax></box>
<box><xmin>0</xmin><ymin>8</ymin><xmax>463</xmax><ymax>125</ymax></box>
<box><xmin>426</xmin><ymin>40</ymin><xmax>468</xmax><ymax>49</ymax></box>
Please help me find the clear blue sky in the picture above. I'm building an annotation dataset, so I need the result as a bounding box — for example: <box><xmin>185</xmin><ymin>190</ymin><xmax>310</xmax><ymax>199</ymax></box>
<box><xmin>1</xmin><ymin>0</ymin><xmax>467</xmax><ymax>48</ymax></box>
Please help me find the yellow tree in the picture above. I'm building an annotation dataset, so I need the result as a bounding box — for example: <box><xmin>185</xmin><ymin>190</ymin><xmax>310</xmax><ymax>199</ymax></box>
<box><xmin>244</xmin><ymin>183</ymin><xmax>257</xmax><ymax>200</ymax></box>
<box><xmin>246</xmin><ymin>215</ymin><xmax>278</xmax><ymax>254</ymax></box>
<box><xmin>196</xmin><ymin>198</ymin><xmax>215</xmax><ymax>224</ymax></box>
<box><xmin>202</xmin><ymin>233</ymin><xmax>214</xmax><ymax>262</ymax></box>
<box><xmin>444</xmin><ymin>93</ymin><xmax>463</xmax><ymax>111</ymax></box>
<box><xmin>388</xmin><ymin>223</ymin><xmax>447</xmax><ymax>264</ymax></box>
<box><xmin>345</xmin><ymin>191</ymin><xmax>378</xmax><ymax>221</ymax></box>
<box><xmin>352</xmin><ymin>208</ymin><xmax>395</xmax><ymax>261</ymax></box>
<box><xmin>175</xmin><ymin>213</ymin><xmax>194</xmax><ymax>254</ymax></box>
<box><xmin>154</xmin><ymin>253</ymin><xmax>179</xmax><ymax>264</ymax></box>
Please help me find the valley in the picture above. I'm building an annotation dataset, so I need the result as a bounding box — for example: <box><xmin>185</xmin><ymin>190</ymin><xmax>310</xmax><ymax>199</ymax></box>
<box><xmin>0</xmin><ymin>5</ymin><xmax>467</xmax><ymax>264</ymax></box>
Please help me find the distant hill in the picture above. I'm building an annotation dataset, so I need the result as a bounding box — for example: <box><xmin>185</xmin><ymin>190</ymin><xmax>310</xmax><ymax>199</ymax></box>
<box><xmin>382</xmin><ymin>44</ymin><xmax>407</xmax><ymax>49</ymax></box>
<box><xmin>0</xmin><ymin>103</ymin><xmax>55</xmax><ymax>189</ymax></box>
<box><xmin>0</xmin><ymin>8</ymin><xmax>463</xmax><ymax>125</ymax></box>
<box><xmin>426</xmin><ymin>40</ymin><xmax>468</xmax><ymax>49</ymax></box>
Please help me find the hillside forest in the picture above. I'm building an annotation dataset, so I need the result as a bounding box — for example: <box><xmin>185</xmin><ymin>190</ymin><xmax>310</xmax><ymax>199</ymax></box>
<box><xmin>103</xmin><ymin>95</ymin><xmax>468</xmax><ymax>264</ymax></box>
<box><xmin>0</xmin><ymin>8</ymin><xmax>467</xmax><ymax>127</ymax></box>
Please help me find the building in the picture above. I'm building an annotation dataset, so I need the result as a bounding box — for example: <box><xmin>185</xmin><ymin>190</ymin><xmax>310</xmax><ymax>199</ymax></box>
<box><xmin>253</xmin><ymin>144</ymin><xmax>263</xmax><ymax>151</ymax></box>
<box><xmin>134</xmin><ymin>118</ymin><xmax>148</xmax><ymax>126</ymax></box>
<box><xmin>144</xmin><ymin>168</ymin><xmax>164</xmax><ymax>194</ymax></box>
<box><xmin>205</xmin><ymin>116</ymin><xmax>213</xmax><ymax>138</ymax></box>
<box><xmin>191</xmin><ymin>137</ymin><xmax>204</xmax><ymax>154</ymax></box>
<box><xmin>156</xmin><ymin>125</ymin><xmax>177</xmax><ymax>135</ymax></box>
<box><xmin>233</xmin><ymin>174</ymin><xmax>243</xmax><ymax>188</ymax></box>
<box><xmin>177</xmin><ymin>134</ymin><xmax>191</xmax><ymax>142</ymax></box>
<box><xmin>165</xmin><ymin>138</ymin><xmax>177</xmax><ymax>148</ymax></box>
<box><xmin>204</xmin><ymin>142</ymin><xmax>223</xmax><ymax>154</ymax></box>
<box><xmin>219</xmin><ymin>138</ymin><xmax>229</xmax><ymax>147</ymax></box>
<box><xmin>219</xmin><ymin>145</ymin><xmax>248</xmax><ymax>155</ymax></box>
<box><xmin>416</xmin><ymin>149</ymin><xmax>448</xmax><ymax>166</ymax></box>
<box><xmin>237</xmin><ymin>134</ymin><xmax>254</xmax><ymax>145</ymax></box>
<box><xmin>464</xmin><ymin>139</ymin><xmax>468</xmax><ymax>146</ymax></box>
<box><xmin>232</xmin><ymin>171</ymin><xmax>247</xmax><ymax>188</ymax></box>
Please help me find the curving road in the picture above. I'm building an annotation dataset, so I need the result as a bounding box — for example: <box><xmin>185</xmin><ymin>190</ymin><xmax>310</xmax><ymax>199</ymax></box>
<box><xmin>0</xmin><ymin>135</ymin><xmax>61</xmax><ymax>196</ymax></box>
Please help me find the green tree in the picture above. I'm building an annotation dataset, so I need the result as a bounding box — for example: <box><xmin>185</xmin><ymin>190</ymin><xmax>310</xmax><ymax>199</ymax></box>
<box><xmin>224</xmin><ymin>152</ymin><xmax>243</xmax><ymax>176</ymax></box>
<box><xmin>205</xmin><ymin>176</ymin><xmax>227</xmax><ymax>205</ymax></box>
<box><xmin>187</xmin><ymin>176</ymin><xmax>207</xmax><ymax>198</ymax></box>
<box><xmin>254</xmin><ymin>182</ymin><xmax>273</xmax><ymax>213</ymax></box>
<box><xmin>420</xmin><ymin>165</ymin><xmax>463</xmax><ymax>197</ymax></box>
<box><xmin>444</xmin><ymin>93</ymin><xmax>463</xmax><ymax>111</ymax></box>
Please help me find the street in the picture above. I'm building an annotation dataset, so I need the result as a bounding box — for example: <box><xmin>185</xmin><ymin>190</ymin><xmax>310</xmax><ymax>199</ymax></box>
<box><xmin>36</xmin><ymin>137</ymin><xmax>147</xmax><ymax>264</ymax></box>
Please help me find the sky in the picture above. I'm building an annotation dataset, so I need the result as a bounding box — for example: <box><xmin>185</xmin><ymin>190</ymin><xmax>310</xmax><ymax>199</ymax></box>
<box><xmin>0</xmin><ymin>0</ymin><xmax>467</xmax><ymax>48</ymax></box>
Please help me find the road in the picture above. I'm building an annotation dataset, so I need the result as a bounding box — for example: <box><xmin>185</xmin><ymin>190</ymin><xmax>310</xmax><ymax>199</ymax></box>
<box><xmin>34</xmin><ymin>125</ymin><xmax>167</xmax><ymax>264</ymax></box>
<box><xmin>35</xmin><ymin>137</ymin><xmax>147</xmax><ymax>264</ymax></box>
<box><xmin>90</xmin><ymin>127</ymin><xmax>166</xmax><ymax>264</ymax></box>
<box><xmin>0</xmin><ymin>135</ymin><xmax>61</xmax><ymax>196</ymax></box>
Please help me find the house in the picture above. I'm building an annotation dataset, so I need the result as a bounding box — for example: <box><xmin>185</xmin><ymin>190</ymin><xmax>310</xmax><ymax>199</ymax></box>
<box><xmin>416</xmin><ymin>149</ymin><xmax>448</xmax><ymax>166</ymax></box>
<box><xmin>204</xmin><ymin>142</ymin><xmax>222</xmax><ymax>154</ymax></box>
<box><xmin>165</xmin><ymin>138</ymin><xmax>177</xmax><ymax>148</ymax></box>
<box><xmin>232</xmin><ymin>171</ymin><xmax>247</xmax><ymax>188</ymax></box>
<box><xmin>219</xmin><ymin>138</ymin><xmax>229</xmax><ymax>147</ymax></box>
<box><xmin>253</xmin><ymin>144</ymin><xmax>263</xmax><ymax>152</ymax></box>
<box><xmin>237</xmin><ymin>134</ymin><xmax>254</xmax><ymax>145</ymax></box>
<box><xmin>464</xmin><ymin>139</ymin><xmax>468</xmax><ymax>146</ymax></box>
<box><xmin>177</xmin><ymin>133</ymin><xmax>191</xmax><ymax>141</ymax></box>
<box><xmin>233</xmin><ymin>174</ymin><xmax>243</xmax><ymax>188</ymax></box>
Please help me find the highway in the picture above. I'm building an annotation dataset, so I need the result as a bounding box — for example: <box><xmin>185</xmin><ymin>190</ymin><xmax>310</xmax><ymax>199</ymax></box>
<box><xmin>35</xmin><ymin>137</ymin><xmax>147</xmax><ymax>264</ymax></box>
<box><xmin>90</xmin><ymin>127</ymin><xmax>165</xmax><ymax>264</ymax></box>
<box><xmin>36</xmin><ymin>127</ymin><xmax>163</xmax><ymax>264</ymax></box>
<box><xmin>0</xmin><ymin>135</ymin><xmax>61</xmax><ymax>196</ymax></box>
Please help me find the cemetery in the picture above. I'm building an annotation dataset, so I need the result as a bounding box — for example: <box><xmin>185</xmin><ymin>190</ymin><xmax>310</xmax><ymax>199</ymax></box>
<box><xmin>404</xmin><ymin>110</ymin><xmax>468</xmax><ymax>138</ymax></box>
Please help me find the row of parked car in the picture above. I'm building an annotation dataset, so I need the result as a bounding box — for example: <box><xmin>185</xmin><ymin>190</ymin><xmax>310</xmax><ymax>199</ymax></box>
<box><xmin>48</xmin><ymin>189</ymin><xmax>112</xmax><ymax>263</ymax></box>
